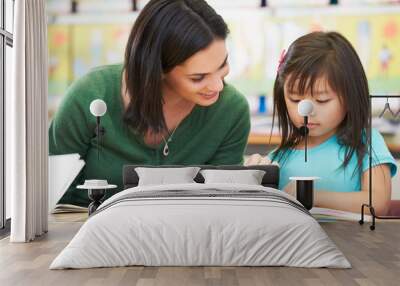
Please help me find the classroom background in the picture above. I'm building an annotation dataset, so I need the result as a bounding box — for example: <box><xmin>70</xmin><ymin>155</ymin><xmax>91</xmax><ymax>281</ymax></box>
<box><xmin>45</xmin><ymin>0</ymin><xmax>400</xmax><ymax>202</ymax></box>
<box><xmin>46</xmin><ymin>0</ymin><xmax>400</xmax><ymax>159</ymax></box>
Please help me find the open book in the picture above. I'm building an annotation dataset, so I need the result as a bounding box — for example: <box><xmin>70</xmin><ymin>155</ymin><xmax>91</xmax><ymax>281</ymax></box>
<box><xmin>49</xmin><ymin>154</ymin><xmax>86</xmax><ymax>214</ymax></box>
<box><xmin>310</xmin><ymin>207</ymin><xmax>372</xmax><ymax>222</ymax></box>
<box><xmin>52</xmin><ymin>204</ymin><xmax>87</xmax><ymax>214</ymax></box>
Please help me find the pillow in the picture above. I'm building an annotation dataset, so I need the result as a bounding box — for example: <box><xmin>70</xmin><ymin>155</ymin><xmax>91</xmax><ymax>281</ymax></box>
<box><xmin>200</xmin><ymin>169</ymin><xmax>266</xmax><ymax>185</ymax></box>
<box><xmin>135</xmin><ymin>167</ymin><xmax>201</xmax><ymax>186</ymax></box>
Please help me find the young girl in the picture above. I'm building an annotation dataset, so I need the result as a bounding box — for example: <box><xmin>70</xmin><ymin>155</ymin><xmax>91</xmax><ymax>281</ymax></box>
<box><xmin>268</xmin><ymin>31</ymin><xmax>397</xmax><ymax>215</ymax></box>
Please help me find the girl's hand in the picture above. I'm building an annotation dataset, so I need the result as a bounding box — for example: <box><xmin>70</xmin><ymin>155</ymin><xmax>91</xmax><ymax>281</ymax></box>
<box><xmin>244</xmin><ymin>154</ymin><xmax>271</xmax><ymax>166</ymax></box>
<box><xmin>284</xmin><ymin>181</ymin><xmax>297</xmax><ymax>198</ymax></box>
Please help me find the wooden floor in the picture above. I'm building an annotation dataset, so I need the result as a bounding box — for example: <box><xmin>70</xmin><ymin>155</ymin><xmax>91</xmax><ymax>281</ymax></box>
<box><xmin>0</xmin><ymin>214</ymin><xmax>399</xmax><ymax>286</ymax></box>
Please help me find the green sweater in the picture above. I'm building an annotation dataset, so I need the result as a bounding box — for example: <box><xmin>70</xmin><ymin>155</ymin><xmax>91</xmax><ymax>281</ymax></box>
<box><xmin>49</xmin><ymin>64</ymin><xmax>250</xmax><ymax>206</ymax></box>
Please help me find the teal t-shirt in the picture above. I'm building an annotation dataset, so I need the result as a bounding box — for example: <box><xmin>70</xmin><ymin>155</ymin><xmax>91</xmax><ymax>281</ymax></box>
<box><xmin>268</xmin><ymin>129</ymin><xmax>398</xmax><ymax>192</ymax></box>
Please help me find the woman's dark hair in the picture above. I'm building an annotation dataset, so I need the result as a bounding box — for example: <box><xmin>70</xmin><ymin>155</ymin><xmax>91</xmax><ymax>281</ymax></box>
<box><xmin>271</xmin><ymin>31</ymin><xmax>370</xmax><ymax>176</ymax></box>
<box><xmin>123</xmin><ymin>0</ymin><xmax>229</xmax><ymax>135</ymax></box>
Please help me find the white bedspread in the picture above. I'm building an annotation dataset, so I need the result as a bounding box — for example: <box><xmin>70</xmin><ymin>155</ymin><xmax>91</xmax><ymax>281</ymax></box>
<box><xmin>50</xmin><ymin>183</ymin><xmax>351</xmax><ymax>269</ymax></box>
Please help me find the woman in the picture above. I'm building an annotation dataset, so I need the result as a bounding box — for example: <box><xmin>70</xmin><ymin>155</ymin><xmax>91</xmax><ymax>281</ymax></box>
<box><xmin>49</xmin><ymin>0</ymin><xmax>251</xmax><ymax>207</ymax></box>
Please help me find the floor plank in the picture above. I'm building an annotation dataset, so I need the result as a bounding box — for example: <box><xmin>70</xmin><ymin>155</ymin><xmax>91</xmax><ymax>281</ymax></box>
<box><xmin>0</xmin><ymin>213</ymin><xmax>399</xmax><ymax>286</ymax></box>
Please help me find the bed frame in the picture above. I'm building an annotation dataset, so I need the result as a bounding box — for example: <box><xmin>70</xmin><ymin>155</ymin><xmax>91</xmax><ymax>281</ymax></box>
<box><xmin>123</xmin><ymin>165</ymin><xmax>280</xmax><ymax>189</ymax></box>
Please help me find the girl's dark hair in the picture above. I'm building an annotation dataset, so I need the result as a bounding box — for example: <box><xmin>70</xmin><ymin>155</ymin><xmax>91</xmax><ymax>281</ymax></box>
<box><xmin>271</xmin><ymin>31</ymin><xmax>370</xmax><ymax>175</ymax></box>
<box><xmin>123</xmin><ymin>0</ymin><xmax>229</xmax><ymax>135</ymax></box>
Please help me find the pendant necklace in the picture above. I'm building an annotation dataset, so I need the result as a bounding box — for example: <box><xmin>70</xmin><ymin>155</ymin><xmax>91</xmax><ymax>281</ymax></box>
<box><xmin>162</xmin><ymin>124</ymin><xmax>179</xmax><ymax>157</ymax></box>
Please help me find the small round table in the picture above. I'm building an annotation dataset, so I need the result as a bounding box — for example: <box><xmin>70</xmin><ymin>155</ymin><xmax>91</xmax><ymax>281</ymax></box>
<box><xmin>77</xmin><ymin>181</ymin><xmax>117</xmax><ymax>215</ymax></box>
<box><xmin>289</xmin><ymin>177</ymin><xmax>320</xmax><ymax>210</ymax></box>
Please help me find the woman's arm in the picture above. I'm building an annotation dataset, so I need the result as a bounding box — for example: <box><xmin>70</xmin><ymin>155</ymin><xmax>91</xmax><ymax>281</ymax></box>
<box><xmin>206</xmin><ymin>92</ymin><xmax>251</xmax><ymax>165</ymax></box>
<box><xmin>49</xmin><ymin>76</ymin><xmax>94</xmax><ymax>157</ymax></box>
<box><xmin>306</xmin><ymin>164</ymin><xmax>391</xmax><ymax>215</ymax></box>
<box><xmin>206</xmin><ymin>114</ymin><xmax>250</xmax><ymax>165</ymax></box>
<box><xmin>49</xmin><ymin>73</ymin><xmax>100</xmax><ymax>206</ymax></box>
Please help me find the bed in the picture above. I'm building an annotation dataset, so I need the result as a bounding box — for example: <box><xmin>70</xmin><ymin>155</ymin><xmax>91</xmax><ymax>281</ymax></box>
<box><xmin>50</xmin><ymin>165</ymin><xmax>350</xmax><ymax>269</ymax></box>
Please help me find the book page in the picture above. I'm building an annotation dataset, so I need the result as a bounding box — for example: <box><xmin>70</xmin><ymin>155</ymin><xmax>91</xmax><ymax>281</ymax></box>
<box><xmin>310</xmin><ymin>207</ymin><xmax>372</xmax><ymax>222</ymax></box>
<box><xmin>48</xmin><ymin>154</ymin><xmax>85</xmax><ymax>213</ymax></box>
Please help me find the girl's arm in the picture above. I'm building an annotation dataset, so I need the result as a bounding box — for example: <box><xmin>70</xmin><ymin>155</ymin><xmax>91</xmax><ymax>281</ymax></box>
<box><xmin>312</xmin><ymin>164</ymin><xmax>392</xmax><ymax>215</ymax></box>
<box><xmin>284</xmin><ymin>164</ymin><xmax>392</xmax><ymax>215</ymax></box>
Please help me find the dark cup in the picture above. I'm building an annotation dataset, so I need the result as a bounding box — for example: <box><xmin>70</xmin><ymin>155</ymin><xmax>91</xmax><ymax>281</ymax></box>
<box><xmin>296</xmin><ymin>180</ymin><xmax>314</xmax><ymax>210</ymax></box>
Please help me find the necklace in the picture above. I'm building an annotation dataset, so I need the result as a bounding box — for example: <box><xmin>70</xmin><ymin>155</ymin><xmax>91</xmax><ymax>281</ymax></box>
<box><xmin>162</xmin><ymin>124</ymin><xmax>179</xmax><ymax>156</ymax></box>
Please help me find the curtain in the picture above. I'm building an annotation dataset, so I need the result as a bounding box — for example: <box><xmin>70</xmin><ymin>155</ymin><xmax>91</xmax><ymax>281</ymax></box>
<box><xmin>7</xmin><ymin>0</ymin><xmax>48</xmax><ymax>242</ymax></box>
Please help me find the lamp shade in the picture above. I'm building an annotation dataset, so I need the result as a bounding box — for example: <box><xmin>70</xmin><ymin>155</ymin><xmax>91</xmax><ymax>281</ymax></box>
<box><xmin>90</xmin><ymin>99</ymin><xmax>107</xmax><ymax>117</ymax></box>
<box><xmin>298</xmin><ymin>99</ymin><xmax>314</xmax><ymax>117</ymax></box>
